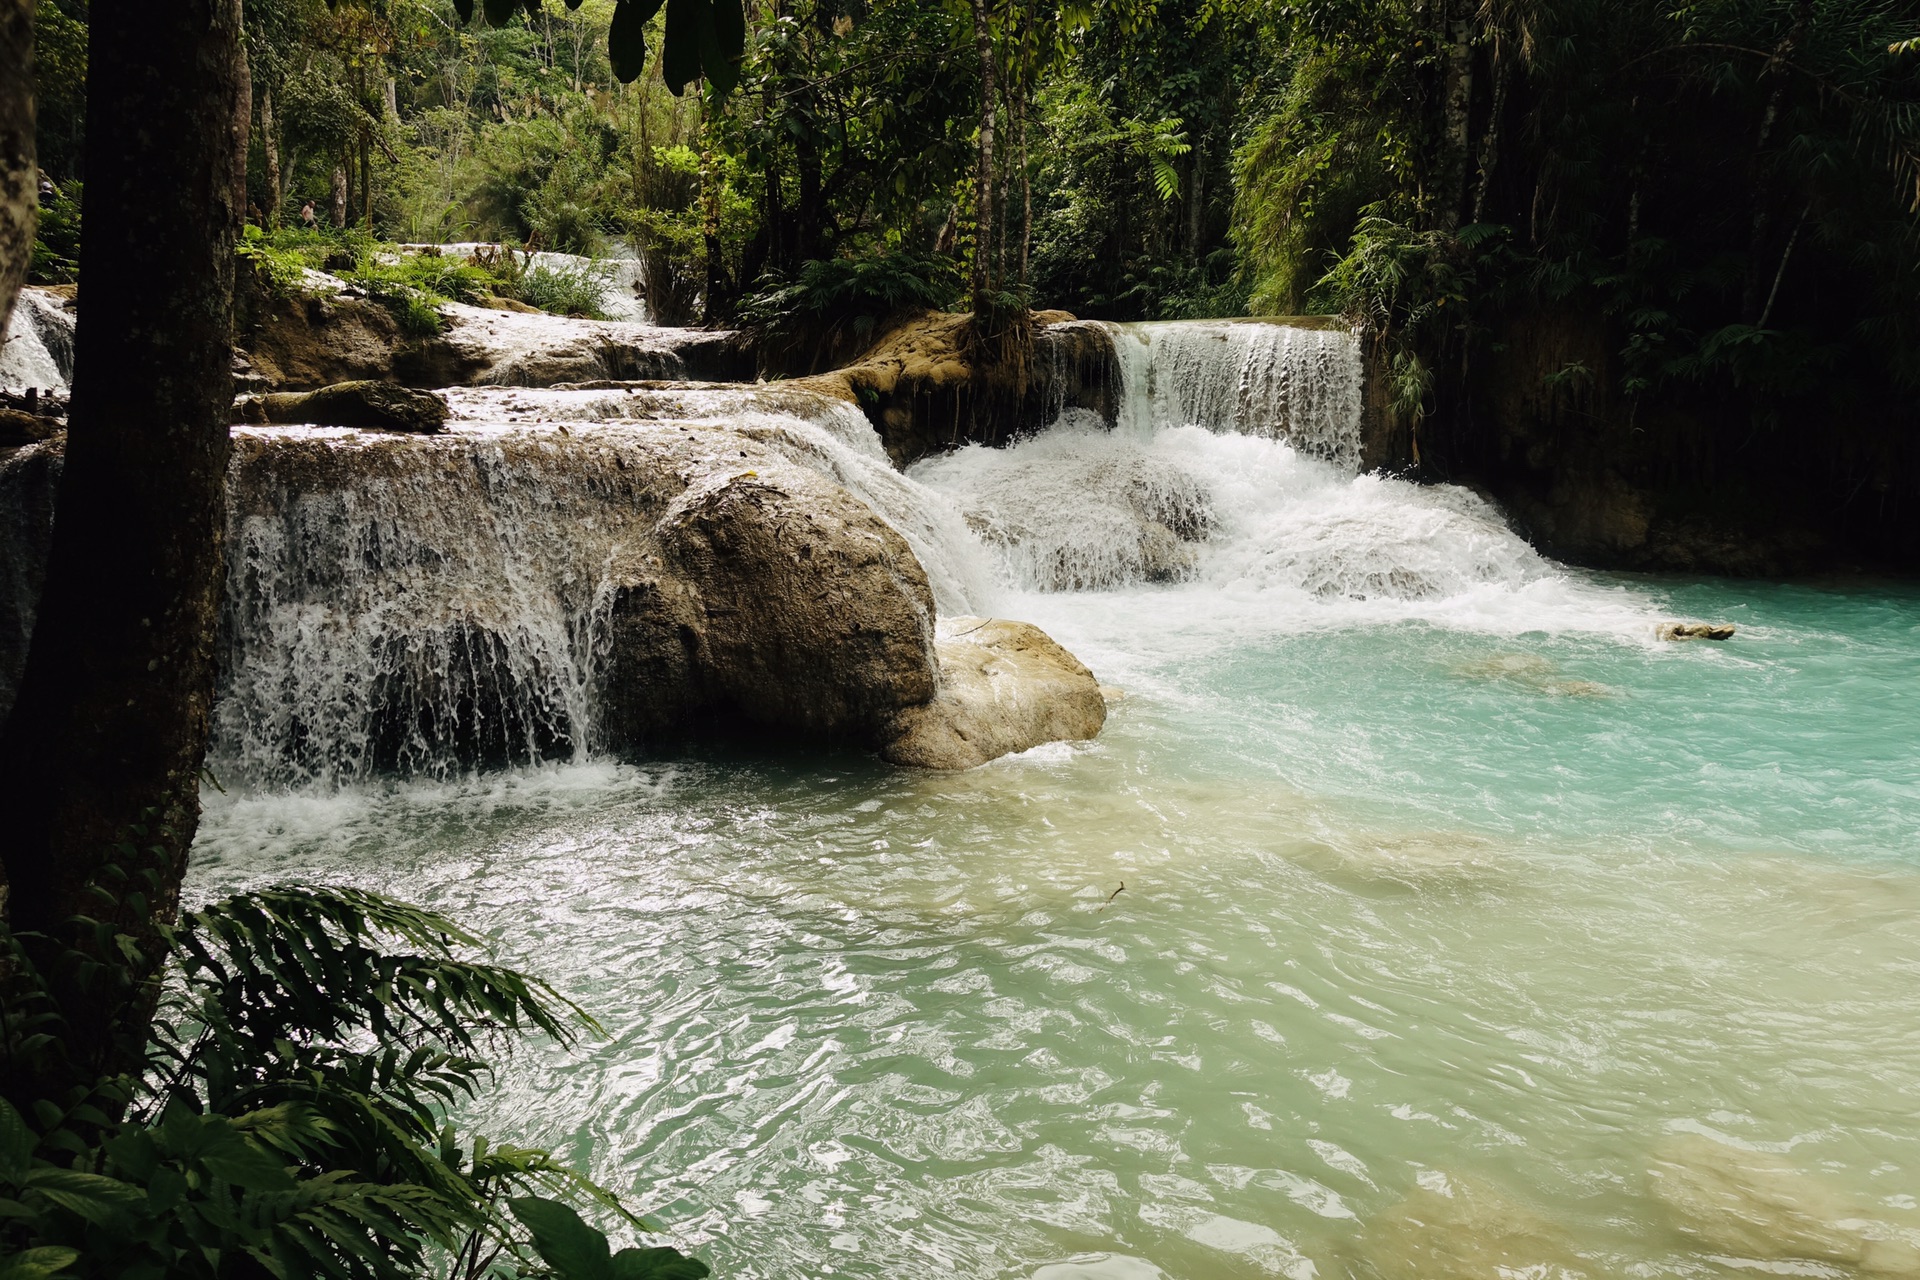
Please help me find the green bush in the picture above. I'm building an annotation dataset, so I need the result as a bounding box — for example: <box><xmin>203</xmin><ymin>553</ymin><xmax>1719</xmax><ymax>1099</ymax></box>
<box><xmin>740</xmin><ymin>250</ymin><xmax>964</xmax><ymax>339</ymax></box>
<box><xmin>510</xmin><ymin>260</ymin><xmax>613</xmax><ymax>319</ymax></box>
<box><xmin>0</xmin><ymin>884</ymin><xmax>708</xmax><ymax>1280</ymax></box>
<box><xmin>28</xmin><ymin>184</ymin><xmax>82</xmax><ymax>285</ymax></box>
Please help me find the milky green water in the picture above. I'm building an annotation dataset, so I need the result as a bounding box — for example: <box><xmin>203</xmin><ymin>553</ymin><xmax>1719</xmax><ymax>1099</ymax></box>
<box><xmin>191</xmin><ymin>573</ymin><xmax>1920</xmax><ymax>1280</ymax></box>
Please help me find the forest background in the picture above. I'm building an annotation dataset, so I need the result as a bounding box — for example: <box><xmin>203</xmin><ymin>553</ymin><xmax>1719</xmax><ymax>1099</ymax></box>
<box><xmin>29</xmin><ymin>0</ymin><xmax>1920</xmax><ymax>470</ymax></box>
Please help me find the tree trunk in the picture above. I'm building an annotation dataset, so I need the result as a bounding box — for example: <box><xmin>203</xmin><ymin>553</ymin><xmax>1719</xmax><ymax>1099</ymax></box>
<box><xmin>0</xmin><ymin>0</ymin><xmax>245</xmax><ymax>1089</ymax></box>
<box><xmin>261</xmin><ymin>86</ymin><xmax>282</xmax><ymax>226</ymax></box>
<box><xmin>332</xmin><ymin>161</ymin><xmax>347</xmax><ymax>227</ymax></box>
<box><xmin>0</xmin><ymin>0</ymin><xmax>34</xmax><ymax>343</ymax></box>
<box><xmin>1018</xmin><ymin>82</ymin><xmax>1031</xmax><ymax>286</ymax></box>
<box><xmin>968</xmin><ymin>0</ymin><xmax>997</xmax><ymax>315</ymax></box>
<box><xmin>1438</xmin><ymin>1</ymin><xmax>1474</xmax><ymax>231</ymax></box>
<box><xmin>359</xmin><ymin>128</ymin><xmax>372</xmax><ymax>229</ymax></box>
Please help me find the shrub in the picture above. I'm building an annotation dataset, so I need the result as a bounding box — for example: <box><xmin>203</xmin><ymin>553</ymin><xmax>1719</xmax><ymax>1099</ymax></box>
<box><xmin>511</xmin><ymin>260</ymin><xmax>613</xmax><ymax>319</ymax></box>
<box><xmin>740</xmin><ymin>250</ymin><xmax>963</xmax><ymax>339</ymax></box>
<box><xmin>28</xmin><ymin>183</ymin><xmax>82</xmax><ymax>285</ymax></box>
<box><xmin>0</xmin><ymin>884</ymin><xmax>708</xmax><ymax>1280</ymax></box>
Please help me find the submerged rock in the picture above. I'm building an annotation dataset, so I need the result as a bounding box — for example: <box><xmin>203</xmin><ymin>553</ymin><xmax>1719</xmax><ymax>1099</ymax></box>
<box><xmin>1353</xmin><ymin>1173</ymin><xmax>1595</xmax><ymax>1280</ymax></box>
<box><xmin>237</xmin><ymin>381</ymin><xmax>450</xmax><ymax>433</ymax></box>
<box><xmin>882</xmin><ymin>616</ymin><xmax>1107</xmax><ymax>769</ymax></box>
<box><xmin>1657</xmin><ymin>621</ymin><xmax>1736</xmax><ymax>641</ymax></box>
<box><xmin>1649</xmin><ymin>1133</ymin><xmax>1920</xmax><ymax>1276</ymax></box>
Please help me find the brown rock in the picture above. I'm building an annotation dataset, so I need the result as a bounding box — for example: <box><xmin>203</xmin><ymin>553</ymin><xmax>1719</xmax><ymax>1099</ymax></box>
<box><xmin>883</xmin><ymin>616</ymin><xmax>1107</xmax><ymax>769</ymax></box>
<box><xmin>649</xmin><ymin>465</ymin><xmax>939</xmax><ymax>739</ymax></box>
<box><xmin>238</xmin><ymin>380</ymin><xmax>450</xmax><ymax>433</ymax></box>
<box><xmin>1658</xmin><ymin>621</ymin><xmax>1736</xmax><ymax>641</ymax></box>
<box><xmin>0</xmin><ymin>409</ymin><xmax>60</xmax><ymax>447</ymax></box>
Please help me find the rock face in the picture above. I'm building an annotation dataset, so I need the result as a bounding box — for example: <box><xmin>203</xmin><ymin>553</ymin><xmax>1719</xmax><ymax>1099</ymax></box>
<box><xmin>882</xmin><ymin>616</ymin><xmax>1107</xmax><ymax>769</ymax></box>
<box><xmin>601</xmin><ymin>462</ymin><xmax>940</xmax><ymax>746</ymax></box>
<box><xmin>3</xmin><ymin>405</ymin><xmax>1103</xmax><ymax>779</ymax></box>
<box><xmin>802</xmin><ymin>310</ymin><xmax>1122</xmax><ymax>467</ymax></box>
<box><xmin>237</xmin><ymin>381</ymin><xmax>450</xmax><ymax>432</ymax></box>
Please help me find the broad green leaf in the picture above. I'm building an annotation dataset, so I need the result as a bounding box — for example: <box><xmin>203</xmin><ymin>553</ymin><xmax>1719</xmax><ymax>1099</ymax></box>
<box><xmin>510</xmin><ymin>1195</ymin><xmax>613</xmax><ymax>1279</ymax></box>
<box><xmin>701</xmin><ymin>0</ymin><xmax>746</xmax><ymax>98</ymax></box>
<box><xmin>0</xmin><ymin>1102</ymin><xmax>34</xmax><ymax>1178</ymax></box>
<box><xmin>0</xmin><ymin>1247</ymin><xmax>80</xmax><ymax>1280</ymax></box>
<box><xmin>609</xmin><ymin>0</ymin><xmax>666</xmax><ymax>85</ymax></box>
<box><xmin>22</xmin><ymin>1170</ymin><xmax>146</xmax><ymax>1226</ymax></box>
<box><xmin>611</xmin><ymin>1245</ymin><xmax>711</xmax><ymax>1280</ymax></box>
<box><xmin>662</xmin><ymin>0</ymin><xmax>711</xmax><ymax>96</ymax></box>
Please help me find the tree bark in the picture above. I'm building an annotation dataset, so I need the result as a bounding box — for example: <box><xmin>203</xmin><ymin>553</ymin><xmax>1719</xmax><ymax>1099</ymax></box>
<box><xmin>968</xmin><ymin>0</ymin><xmax>997</xmax><ymax>314</ymax></box>
<box><xmin>1439</xmin><ymin>1</ymin><xmax>1474</xmax><ymax>231</ymax></box>
<box><xmin>0</xmin><ymin>0</ymin><xmax>245</xmax><ymax>1085</ymax></box>
<box><xmin>261</xmin><ymin>86</ymin><xmax>282</xmax><ymax>226</ymax></box>
<box><xmin>331</xmin><ymin>162</ymin><xmax>348</xmax><ymax>227</ymax></box>
<box><xmin>0</xmin><ymin>0</ymin><xmax>35</xmax><ymax>343</ymax></box>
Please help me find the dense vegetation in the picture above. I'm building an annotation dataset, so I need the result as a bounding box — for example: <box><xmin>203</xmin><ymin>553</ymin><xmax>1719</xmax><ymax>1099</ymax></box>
<box><xmin>31</xmin><ymin>0</ymin><xmax>1920</xmax><ymax>510</ymax></box>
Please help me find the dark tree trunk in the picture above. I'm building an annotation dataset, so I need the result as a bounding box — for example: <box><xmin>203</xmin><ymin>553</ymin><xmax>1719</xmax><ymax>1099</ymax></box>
<box><xmin>969</xmin><ymin>0</ymin><xmax>997</xmax><ymax>315</ymax></box>
<box><xmin>0</xmin><ymin>0</ymin><xmax>34</xmax><ymax>341</ymax></box>
<box><xmin>1438</xmin><ymin>0</ymin><xmax>1474</xmax><ymax>231</ymax></box>
<box><xmin>261</xmin><ymin>86</ymin><xmax>282</xmax><ymax>226</ymax></box>
<box><xmin>0</xmin><ymin>0</ymin><xmax>245</xmax><ymax>1087</ymax></box>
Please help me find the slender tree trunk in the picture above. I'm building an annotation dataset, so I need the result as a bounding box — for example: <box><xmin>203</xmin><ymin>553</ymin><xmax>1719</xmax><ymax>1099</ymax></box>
<box><xmin>332</xmin><ymin>160</ymin><xmax>347</xmax><ymax>227</ymax></box>
<box><xmin>1439</xmin><ymin>0</ymin><xmax>1474</xmax><ymax>231</ymax></box>
<box><xmin>0</xmin><ymin>0</ymin><xmax>34</xmax><ymax>343</ymax></box>
<box><xmin>969</xmin><ymin>0</ymin><xmax>997</xmax><ymax>315</ymax></box>
<box><xmin>234</xmin><ymin>34</ymin><xmax>251</xmax><ymax>222</ymax></box>
<box><xmin>0</xmin><ymin>0</ymin><xmax>245</xmax><ymax>1088</ymax></box>
<box><xmin>1018</xmin><ymin>82</ymin><xmax>1031</xmax><ymax>286</ymax></box>
<box><xmin>261</xmin><ymin>87</ymin><xmax>282</xmax><ymax>226</ymax></box>
<box><xmin>1471</xmin><ymin>56</ymin><xmax>1506</xmax><ymax>224</ymax></box>
<box><xmin>359</xmin><ymin>128</ymin><xmax>372</xmax><ymax>229</ymax></box>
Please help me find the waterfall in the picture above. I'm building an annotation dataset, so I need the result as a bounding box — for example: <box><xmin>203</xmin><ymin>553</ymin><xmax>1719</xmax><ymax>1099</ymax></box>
<box><xmin>205</xmin><ymin>386</ymin><xmax>995</xmax><ymax>785</ymax></box>
<box><xmin>912</xmin><ymin>318</ymin><xmax>1651</xmax><ymax>637</ymax></box>
<box><xmin>1107</xmin><ymin>320</ymin><xmax>1364</xmax><ymax>469</ymax></box>
<box><xmin>0</xmin><ymin>291</ymin><xmax>77</xmax><ymax>395</ymax></box>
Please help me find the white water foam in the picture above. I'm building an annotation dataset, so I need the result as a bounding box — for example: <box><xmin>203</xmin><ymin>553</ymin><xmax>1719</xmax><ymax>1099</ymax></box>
<box><xmin>0</xmin><ymin>290</ymin><xmax>75</xmax><ymax>394</ymax></box>
<box><xmin>1107</xmin><ymin>320</ymin><xmax>1363</xmax><ymax>467</ymax></box>
<box><xmin>911</xmin><ymin>321</ymin><xmax>1657</xmax><ymax>646</ymax></box>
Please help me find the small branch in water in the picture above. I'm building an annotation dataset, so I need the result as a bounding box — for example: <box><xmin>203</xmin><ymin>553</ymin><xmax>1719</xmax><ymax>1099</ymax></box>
<box><xmin>1099</xmin><ymin>882</ymin><xmax>1125</xmax><ymax>910</ymax></box>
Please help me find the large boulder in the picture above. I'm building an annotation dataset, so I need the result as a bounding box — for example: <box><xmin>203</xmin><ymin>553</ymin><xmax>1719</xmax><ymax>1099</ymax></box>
<box><xmin>883</xmin><ymin>615</ymin><xmax>1107</xmax><ymax>769</ymax></box>
<box><xmin>600</xmin><ymin>462</ymin><xmax>940</xmax><ymax>746</ymax></box>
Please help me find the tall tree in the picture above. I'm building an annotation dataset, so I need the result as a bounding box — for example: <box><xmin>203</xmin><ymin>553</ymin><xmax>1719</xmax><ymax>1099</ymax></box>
<box><xmin>0</xmin><ymin>0</ymin><xmax>33</xmax><ymax>339</ymax></box>
<box><xmin>0</xmin><ymin>0</ymin><xmax>247</xmax><ymax>1092</ymax></box>
<box><xmin>970</xmin><ymin>0</ymin><xmax>1000</xmax><ymax>317</ymax></box>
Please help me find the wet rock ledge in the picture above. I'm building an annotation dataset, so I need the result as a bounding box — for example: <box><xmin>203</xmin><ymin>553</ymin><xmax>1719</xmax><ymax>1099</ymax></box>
<box><xmin>0</xmin><ymin>395</ymin><xmax>1106</xmax><ymax>776</ymax></box>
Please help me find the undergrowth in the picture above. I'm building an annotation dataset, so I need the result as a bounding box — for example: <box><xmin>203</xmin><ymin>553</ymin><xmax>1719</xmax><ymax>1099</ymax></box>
<box><xmin>236</xmin><ymin>228</ymin><xmax>617</xmax><ymax>332</ymax></box>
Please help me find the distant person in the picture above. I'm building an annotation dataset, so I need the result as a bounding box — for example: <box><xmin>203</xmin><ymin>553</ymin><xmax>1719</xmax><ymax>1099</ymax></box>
<box><xmin>37</xmin><ymin>173</ymin><xmax>55</xmax><ymax>204</ymax></box>
<box><xmin>300</xmin><ymin>200</ymin><xmax>318</xmax><ymax>229</ymax></box>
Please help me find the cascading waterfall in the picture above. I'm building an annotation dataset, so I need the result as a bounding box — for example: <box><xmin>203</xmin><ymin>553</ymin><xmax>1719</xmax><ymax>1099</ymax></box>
<box><xmin>912</xmin><ymin>318</ymin><xmax>1653</xmax><ymax>637</ymax></box>
<box><xmin>1107</xmin><ymin>320</ymin><xmax>1364</xmax><ymax>466</ymax></box>
<box><xmin>208</xmin><ymin>386</ymin><xmax>996</xmax><ymax>785</ymax></box>
<box><xmin>5</xmin><ymin>313</ymin><xmax>1648</xmax><ymax>788</ymax></box>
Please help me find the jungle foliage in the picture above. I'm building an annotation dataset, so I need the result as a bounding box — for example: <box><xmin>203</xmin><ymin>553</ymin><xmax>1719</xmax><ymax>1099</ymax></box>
<box><xmin>1234</xmin><ymin>0</ymin><xmax>1920</xmax><ymax>431</ymax></box>
<box><xmin>0</xmin><ymin>879</ymin><xmax>707</xmax><ymax>1279</ymax></box>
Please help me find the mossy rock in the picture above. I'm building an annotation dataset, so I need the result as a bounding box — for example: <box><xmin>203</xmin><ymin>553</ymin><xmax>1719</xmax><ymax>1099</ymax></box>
<box><xmin>237</xmin><ymin>380</ymin><xmax>449</xmax><ymax>433</ymax></box>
